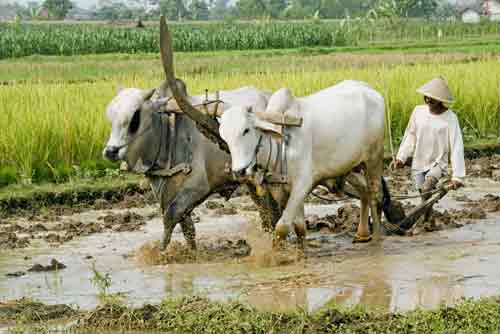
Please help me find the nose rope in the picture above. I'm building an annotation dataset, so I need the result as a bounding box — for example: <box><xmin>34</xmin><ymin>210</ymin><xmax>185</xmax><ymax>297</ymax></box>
<box><xmin>237</xmin><ymin>134</ymin><xmax>263</xmax><ymax>173</ymax></box>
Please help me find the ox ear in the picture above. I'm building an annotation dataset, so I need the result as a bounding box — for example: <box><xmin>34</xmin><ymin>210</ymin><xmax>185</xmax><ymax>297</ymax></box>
<box><xmin>266</xmin><ymin>88</ymin><xmax>294</xmax><ymax>114</ymax></box>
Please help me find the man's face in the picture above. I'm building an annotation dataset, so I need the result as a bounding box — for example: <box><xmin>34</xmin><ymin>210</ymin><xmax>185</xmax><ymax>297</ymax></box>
<box><xmin>424</xmin><ymin>96</ymin><xmax>440</xmax><ymax>106</ymax></box>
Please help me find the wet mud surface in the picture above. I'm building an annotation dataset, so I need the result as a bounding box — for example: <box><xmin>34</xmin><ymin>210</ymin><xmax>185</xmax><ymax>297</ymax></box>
<box><xmin>0</xmin><ymin>206</ymin><xmax>156</xmax><ymax>250</ymax></box>
<box><xmin>2</xmin><ymin>157</ymin><xmax>500</xmax><ymax>326</ymax></box>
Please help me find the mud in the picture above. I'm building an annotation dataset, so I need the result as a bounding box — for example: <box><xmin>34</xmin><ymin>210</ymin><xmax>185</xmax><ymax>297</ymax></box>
<box><xmin>5</xmin><ymin>271</ymin><xmax>26</xmax><ymax>278</ymax></box>
<box><xmin>0</xmin><ymin>298</ymin><xmax>76</xmax><ymax>322</ymax></box>
<box><xmin>466</xmin><ymin>154</ymin><xmax>500</xmax><ymax>178</ymax></box>
<box><xmin>27</xmin><ymin>259</ymin><xmax>67</xmax><ymax>272</ymax></box>
<box><xmin>0</xmin><ymin>232</ymin><xmax>29</xmax><ymax>249</ymax></box>
<box><xmin>3</xmin><ymin>159</ymin><xmax>500</xmax><ymax>321</ymax></box>
<box><xmin>0</xmin><ymin>207</ymin><xmax>155</xmax><ymax>249</ymax></box>
<box><xmin>306</xmin><ymin>204</ymin><xmax>360</xmax><ymax>233</ymax></box>
<box><xmin>135</xmin><ymin>238</ymin><xmax>251</xmax><ymax>265</ymax></box>
<box><xmin>465</xmin><ymin>194</ymin><xmax>500</xmax><ymax>213</ymax></box>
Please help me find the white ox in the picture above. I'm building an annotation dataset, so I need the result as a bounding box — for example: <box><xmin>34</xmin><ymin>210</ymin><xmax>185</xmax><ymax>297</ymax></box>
<box><xmin>219</xmin><ymin>80</ymin><xmax>386</xmax><ymax>244</ymax></box>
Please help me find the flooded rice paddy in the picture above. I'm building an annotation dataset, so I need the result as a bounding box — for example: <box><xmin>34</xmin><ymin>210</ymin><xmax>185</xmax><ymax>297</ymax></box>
<box><xmin>1</xmin><ymin>175</ymin><xmax>500</xmax><ymax>327</ymax></box>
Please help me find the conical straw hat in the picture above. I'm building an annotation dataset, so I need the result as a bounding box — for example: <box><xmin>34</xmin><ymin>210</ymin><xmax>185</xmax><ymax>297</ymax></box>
<box><xmin>416</xmin><ymin>76</ymin><xmax>454</xmax><ymax>104</ymax></box>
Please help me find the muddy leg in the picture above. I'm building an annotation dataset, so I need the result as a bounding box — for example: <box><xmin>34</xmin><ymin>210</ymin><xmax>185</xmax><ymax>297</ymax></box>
<box><xmin>180</xmin><ymin>215</ymin><xmax>196</xmax><ymax>251</ymax></box>
<box><xmin>293</xmin><ymin>204</ymin><xmax>306</xmax><ymax>251</ymax></box>
<box><xmin>365</xmin><ymin>154</ymin><xmax>384</xmax><ymax>241</ymax></box>
<box><xmin>345</xmin><ymin>172</ymin><xmax>371</xmax><ymax>243</ymax></box>
<box><xmin>354</xmin><ymin>194</ymin><xmax>372</xmax><ymax>243</ymax></box>
<box><xmin>421</xmin><ymin>176</ymin><xmax>438</xmax><ymax>222</ymax></box>
<box><xmin>161</xmin><ymin>174</ymin><xmax>211</xmax><ymax>251</ymax></box>
<box><xmin>247</xmin><ymin>183</ymin><xmax>281</xmax><ymax>232</ymax></box>
<box><xmin>274</xmin><ymin>180</ymin><xmax>312</xmax><ymax>247</ymax></box>
<box><xmin>161</xmin><ymin>215</ymin><xmax>177</xmax><ymax>250</ymax></box>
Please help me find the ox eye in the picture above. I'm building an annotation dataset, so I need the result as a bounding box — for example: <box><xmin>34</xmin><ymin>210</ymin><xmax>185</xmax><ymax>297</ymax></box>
<box><xmin>129</xmin><ymin>109</ymin><xmax>141</xmax><ymax>134</ymax></box>
<box><xmin>243</xmin><ymin>128</ymin><xmax>250</xmax><ymax>136</ymax></box>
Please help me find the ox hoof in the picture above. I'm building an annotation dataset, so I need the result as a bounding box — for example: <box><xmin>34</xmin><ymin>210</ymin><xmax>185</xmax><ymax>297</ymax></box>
<box><xmin>275</xmin><ymin>223</ymin><xmax>290</xmax><ymax>241</ymax></box>
<box><xmin>352</xmin><ymin>234</ymin><xmax>372</xmax><ymax>244</ymax></box>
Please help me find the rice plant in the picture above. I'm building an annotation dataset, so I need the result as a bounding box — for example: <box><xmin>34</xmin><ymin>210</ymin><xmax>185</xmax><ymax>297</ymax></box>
<box><xmin>1</xmin><ymin>54</ymin><xmax>499</xmax><ymax>184</ymax></box>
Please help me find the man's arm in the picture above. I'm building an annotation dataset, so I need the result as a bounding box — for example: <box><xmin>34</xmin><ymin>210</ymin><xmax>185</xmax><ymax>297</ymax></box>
<box><xmin>396</xmin><ymin>108</ymin><xmax>418</xmax><ymax>165</ymax></box>
<box><xmin>449</xmin><ymin>113</ymin><xmax>466</xmax><ymax>187</ymax></box>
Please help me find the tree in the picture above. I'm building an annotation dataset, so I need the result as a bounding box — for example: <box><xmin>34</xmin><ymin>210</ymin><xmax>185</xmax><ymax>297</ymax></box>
<box><xmin>95</xmin><ymin>1</ymin><xmax>134</xmax><ymax>20</ymax></box>
<box><xmin>370</xmin><ymin>0</ymin><xmax>438</xmax><ymax>19</ymax></box>
<box><xmin>318</xmin><ymin>0</ymin><xmax>373</xmax><ymax>18</ymax></box>
<box><xmin>189</xmin><ymin>0</ymin><xmax>209</xmax><ymax>19</ymax></box>
<box><xmin>235</xmin><ymin>0</ymin><xmax>286</xmax><ymax>18</ymax></box>
<box><xmin>435</xmin><ymin>1</ymin><xmax>456</xmax><ymax>19</ymax></box>
<box><xmin>267</xmin><ymin>0</ymin><xmax>287</xmax><ymax>17</ymax></box>
<box><xmin>42</xmin><ymin>0</ymin><xmax>73</xmax><ymax>19</ymax></box>
<box><xmin>209</xmin><ymin>0</ymin><xmax>230</xmax><ymax>19</ymax></box>
<box><xmin>159</xmin><ymin>0</ymin><xmax>188</xmax><ymax>20</ymax></box>
<box><xmin>235</xmin><ymin>0</ymin><xmax>267</xmax><ymax>18</ymax></box>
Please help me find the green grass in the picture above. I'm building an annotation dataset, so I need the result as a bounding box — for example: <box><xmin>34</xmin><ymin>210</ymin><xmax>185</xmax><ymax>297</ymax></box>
<box><xmin>9</xmin><ymin>296</ymin><xmax>500</xmax><ymax>334</ymax></box>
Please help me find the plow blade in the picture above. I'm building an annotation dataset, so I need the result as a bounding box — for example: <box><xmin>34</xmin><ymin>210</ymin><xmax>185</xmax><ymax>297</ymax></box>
<box><xmin>397</xmin><ymin>187</ymin><xmax>449</xmax><ymax>231</ymax></box>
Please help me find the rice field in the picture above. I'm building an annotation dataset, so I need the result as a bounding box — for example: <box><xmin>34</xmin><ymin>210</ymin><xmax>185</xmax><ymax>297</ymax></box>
<box><xmin>0</xmin><ymin>33</ymin><xmax>500</xmax><ymax>184</ymax></box>
<box><xmin>1</xmin><ymin>46</ymin><xmax>500</xmax><ymax>185</ymax></box>
<box><xmin>2</xmin><ymin>20</ymin><xmax>500</xmax><ymax>58</ymax></box>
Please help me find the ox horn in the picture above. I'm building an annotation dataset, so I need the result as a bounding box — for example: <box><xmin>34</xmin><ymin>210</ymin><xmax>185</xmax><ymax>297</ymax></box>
<box><xmin>159</xmin><ymin>16</ymin><xmax>229</xmax><ymax>154</ymax></box>
<box><xmin>142</xmin><ymin>88</ymin><xmax>155</xmax><ymax>101</ymax></box>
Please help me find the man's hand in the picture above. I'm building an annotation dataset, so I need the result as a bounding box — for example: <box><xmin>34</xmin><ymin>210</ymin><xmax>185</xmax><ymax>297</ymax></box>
<box><xmin>391</xmin><ymin>159</ymin><xmax>405</xmax><ymax>170</ymax></box>
<box><xmin>449</xmin><ymin>180</ymin><xmax>464</xmax><ymax>190</ymax></box>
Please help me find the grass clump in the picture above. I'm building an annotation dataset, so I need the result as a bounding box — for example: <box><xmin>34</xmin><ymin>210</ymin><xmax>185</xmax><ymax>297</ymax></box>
<box><xmin>0</xmin><ymin>166</ymin><xmax>17</xmax><ymax>187</ymax></box>
<box><xmin>6</xmin><ymin>296</ymin><xmax>500</xmax><ymax>333</ymax></box>
<box><xmin>66</xmin><ymin>296</ymin><xmax>500</xmax><ymax>334</ymax></box>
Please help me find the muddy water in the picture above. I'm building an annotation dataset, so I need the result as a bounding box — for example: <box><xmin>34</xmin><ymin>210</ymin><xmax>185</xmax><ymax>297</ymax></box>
<box><xmin>1</xmin><ymin>178</ymin><xmax>500</xmax><ymax>318</ymax></box>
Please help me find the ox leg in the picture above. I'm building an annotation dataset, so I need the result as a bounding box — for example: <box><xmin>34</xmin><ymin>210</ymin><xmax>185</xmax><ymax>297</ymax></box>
<box><xmin>247</xmin><ymin>183</ymin><xmax>282</xmax><ymax>232</ymax></box>
<box><xmin>354</xmin><ymin>193</ymin><xmax>372</xmax><ymax>243</ymax></box>
<box><xmin>366</xmin><ymin>159</ymin><xmax>384</xmax><ymax>241</ymax></box>
<box><xmin>161</xmin><ymin>176</ymin><xmax>211</xmax><ymax>251</ymax></box>
<box><xmin>180</xmin><ymin>215</ymin><xmax>197</xmax><ymax>250</ymax></box>
<box><xmin>275</xmin><ymin>180</ymin><xmax>312</xmax><ymax>245</ymax></box>
<box><xmin>161</xmin><ymin>214</ymin><xmax>177</xmax><ymax>251</ymax></box>
<box><xmin>293</xmin><ymin>204</ymin><xmax>306</xmax><ymax>250</ymax></box>
<box><xmin>345</xmin><ymin>172</ymin><xmax>371</xmax><ymax>243</ymax></box>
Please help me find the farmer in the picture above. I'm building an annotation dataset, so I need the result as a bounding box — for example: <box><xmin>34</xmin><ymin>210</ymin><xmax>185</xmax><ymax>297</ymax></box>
<box><xmin>392</xmin><ymin>76</ymin><xmax>465</xmax><ymax>203</ymax></box>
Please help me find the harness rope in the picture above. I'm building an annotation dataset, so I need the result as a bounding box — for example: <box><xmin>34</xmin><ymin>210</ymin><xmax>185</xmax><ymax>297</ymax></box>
<box><xmin>311</xmin><ymin>186</ymin><xmax>444</xmax><ymax>203</ymax></box>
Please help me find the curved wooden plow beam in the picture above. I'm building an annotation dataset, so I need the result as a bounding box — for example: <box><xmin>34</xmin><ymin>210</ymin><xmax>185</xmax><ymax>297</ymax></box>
<box><xmin>159</xmin><ymin>16</ymin><xmax>229</xmax><ymax>154</ymax></box>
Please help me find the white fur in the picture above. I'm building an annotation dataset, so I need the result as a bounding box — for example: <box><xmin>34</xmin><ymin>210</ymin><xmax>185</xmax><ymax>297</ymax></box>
<box><xmin>220</xmin><ymin>80</ymin><xmax>386</xmax><ymax>240</ymax></box>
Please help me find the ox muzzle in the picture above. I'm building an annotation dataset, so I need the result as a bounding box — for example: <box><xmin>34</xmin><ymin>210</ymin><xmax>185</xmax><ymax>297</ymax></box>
<box><xmin>103</xmin><ymin>146</ymin><xmax>120</xmax><ymax>161</ymax></box>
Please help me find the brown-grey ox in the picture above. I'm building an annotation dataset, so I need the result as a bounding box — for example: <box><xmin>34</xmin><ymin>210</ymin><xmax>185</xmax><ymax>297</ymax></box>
<box><xmin>102</xmin><ymin>20</ymin><xmax>281</xmax><ymax>250</ymax></box>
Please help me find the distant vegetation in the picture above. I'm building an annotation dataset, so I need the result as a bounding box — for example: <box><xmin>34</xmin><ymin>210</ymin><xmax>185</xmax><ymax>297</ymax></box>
<box><xmin>4</xmin><ymin>0</ymin><xmax>452</xmax><ymax>22</ymax></box>
<box><xmin>2</xmin><ymin>20</ymin><xmax>500</xmax><ymax>59</ymax></box>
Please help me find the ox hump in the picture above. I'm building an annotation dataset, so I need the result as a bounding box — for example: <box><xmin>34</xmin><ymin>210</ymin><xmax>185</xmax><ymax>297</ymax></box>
<box><xmin>266</xmin><ymin>88</ymin><xmax>295</xmax><ymax>114</ymax></box>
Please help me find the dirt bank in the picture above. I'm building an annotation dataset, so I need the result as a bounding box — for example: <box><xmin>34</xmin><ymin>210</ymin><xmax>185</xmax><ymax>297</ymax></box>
<box><xmin>0</xmin><ymin>176</ymin><xmax>154</xmax><ymax>219</ymax></box>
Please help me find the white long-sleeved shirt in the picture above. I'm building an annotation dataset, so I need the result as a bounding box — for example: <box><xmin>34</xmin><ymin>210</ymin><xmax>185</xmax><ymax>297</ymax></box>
<box><xmin>396</xmin><ymin>105</ymin><xmax>466</xmax><ymax>182</ymax></box>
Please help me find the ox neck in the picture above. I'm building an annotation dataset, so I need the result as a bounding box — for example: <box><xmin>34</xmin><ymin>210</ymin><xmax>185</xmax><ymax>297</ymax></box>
<box><xmin>255</xmin><ymin>131</ymin><xmax>285</xmax><ymax>175</ymax></box>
